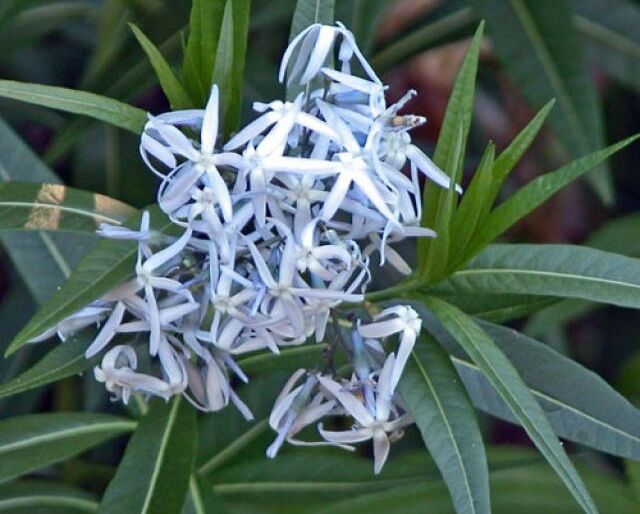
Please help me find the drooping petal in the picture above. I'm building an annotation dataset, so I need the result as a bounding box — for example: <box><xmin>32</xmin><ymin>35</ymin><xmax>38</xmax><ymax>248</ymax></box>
<box><xmin>372</xmin><ymin>428</ymin><xmax>391</xmax><ymax>474</ymax></box>
<box><xmin>85</xmin><ymin>302</ymin><xmax>126</xmax><ymax>358</ymax></box>
<box><xmin>317</xmin><ymin>375</ymin><xmax>373</xmax><ymax>426</ymax></box>
<box><xmin>318</xmin><ymin>425</ymin><xmax>372</xmax><ymax>444</ymax></box>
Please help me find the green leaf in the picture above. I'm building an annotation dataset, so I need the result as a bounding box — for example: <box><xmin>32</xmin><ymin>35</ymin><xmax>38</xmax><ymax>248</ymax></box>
<box><xmin>486</xmin><ymin>99</ymin><xmax>555</xmax><ymax>211</ymax></box>
<box><xmin>524</xmin><ymin>299</ymin><xmax>592</xmax><ymax>340</ymax></box>
<box><xmin>467</xmin><ymin>135</ymin><xmax>639</xmax><ymax>257</ymax></box>
<box><xmin>0</xmin><ymin>333</ymin><xmax>97</xmax><ymax>400</ymax></box>
<box><xmin>0</xmin><ymin>182</ymin><xmax>135</xmax><ymax>234</ymax></box>
<box><xmin>6</xmin><ymin>208</ymin><xmax>173</xmax><ymax>356</ymax></box>
<box><xmin>0</xmin><ymin>3</ymin><xmax>96</xmax><ymax>55</ymax></box>
<box><xmin>570</xmin><ymin>0</ymin><xmax>640</xmax><ymax>93</ymax></box>
<box><xmin>587</xmin><ymin>213</ymin><xmax>640</xmax><ymax>258</ymax></box>
<box><xmin>444</xmin><ymin>293</ymin><xmax>555</xmax><ymax>323</ymax></box>
<box><xmin>210</xmin><ymin>451</ymin><xmax>438</xmax><ymax>496</ymax></box>
<box><xmin>421</xmin><ymin>295</ymin><xmax>598</xmax><ymax>514</ymax></box>
<box><xmin>289</xmin><ymin>0</ymin><xmax>335</xmax><ymax>41</ymax></box>
<box><xmin>212</xmin><ymin>0</ymin><xmax>235</xmax><ymax>127</ymax></box>
<box><xmin>183</xmin><ymin>0</ymin><xmax>226</xmax><ymax>106</ymax></box>
<box><xmin>98</xmin><ymin>398</ymin><xmax>196</xmax><ymax>514</ymax></box>
<box><xmin>183</xmin><ymin>475</ymin><xmax>229</xmax><ymax>514</ymax></box>
<box><xmin>423</xmin><ymin>121</ymin><xmax>465</xmax><ymax>282</ymax></box>
<box><xmin>196</xmin><ymin>373</ymin><xmax>292</xmax><ymax>476</ymax></box>
<box><xmin>470</xmin><ymin>0</ymin><xmax>612</xmax><ymax>202</ymax></box>
<box><xmin>225</xmin><ymin>0</ymin><xmax>250</xmax><ymax>134</ymax></box>
<box><xmin>449</xmin><ymin>142</ymin><xmax>495</xmax><ymax>265</ymax></box>
<box><xmin>433</xmin><ymin>243</ymin><xmax>640</xmax><ymax>310</ymax></box>
<box><xmin>0</xmin><ymin>412</ymin><xmax>134</xmax><ymax>484</ymax></box>
<box><xmin>425</xmin><ymin>314</ymin><xmax>640</xmax><ymax>461</ymax></box>
<box><xmin>301</xmin><ymin>459</ymin><xmax>638</xmax><ymax>514</ymax></box>
<box><xmin>0</xmin><ymin>80</ymin><xmax>146</xmax><ymax>133</ymax></box>
<box><xmin>523</xmin><ymin>212</ymin><xmax>640</xmax><ymax>339</ymax></box>
<box><xmin>45</xmin><ymin>29</ymin><xmax>184</xmax><ymax>163</ymax></box>
<box><xmin>0</xmin><ymin>480</ymin><xmax>99</xmax><ymax>513</ymax></box>
<box><xmin>372</xmin><ymin>6</ymin><xmax>476</xmax><ymax>71</ymax></box>
<box><xmin>129</xmin><ymin>24</ymin><xmax>192</xmax><ymax>110</ymax></box>
<box><xmin>418</xmin><ymin>22</ymin><xmax>483</xmax><ymax>275</ymax></box>
<box><xmin>0</xmin><ymin>117</ymin><xmax>96</xmax><ymax>304</ymax></box>
<box><xmin>399</xmin><ymin>335</ymin><xmax>489</xmax><ymax>514</ymax></box>
<box><xmin>350</xmin><ymin>0</ymin><xmax>393</xmax><ymax>56</ymax></box>
<box><xmin>626</xmin><ymin>460</ymin><xmax>640</xmax><ymax>500</ymax></box>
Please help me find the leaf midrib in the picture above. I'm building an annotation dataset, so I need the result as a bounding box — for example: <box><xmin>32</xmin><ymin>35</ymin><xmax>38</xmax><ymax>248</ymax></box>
<box><xmin>508</xmin><ymin>0</ymin><xmax>588</xmax><ymax>151</ymax></box>
<box><xmin>451</xmin><ymin>356</ymin><xmax>640</xmax><ymax>447</ymax></box>
<box><xmin>140</xmin><ymin>398</ymin><xmax>181</xmax><ymax>514</ymax></box>
<box><xmin>0</xmin><ymin>352</ymin><xmax>86</xmax><ymax>398</ymax></box>
<box><xmin>451</xmin><ymin>267</ymin><xmax>640</xmax><ymax>294</ymax></box>
<box><xmin>0</xmin><ymin>201</ymin><xmax>126</xmax><ymax>226</ymax></box>
<box><xmin>212</xmin><ymin>477</ymin><xmax>426</xmax><ymax>494</ymax></box>
<box><xmin>439</xmin><ymin>304</ymin><xmax>595</xmax><ymax>513</ymax></box>
<box><xmin>0</xmin><ymin>80</ymin><xmax>142</xmax><ymax>119</ymax></box>
<box><xmin>408</xmin><ymin>352</ymin><xmax>477</xmax><ymax>514</ymax></box>
<box><xmin>0</xmin><ymin>420</ymin><xmax>135</xmax><ymax>454</ymax></box>
<box><xmin>0</xmin><ymin>495</ymin><xmax>98</xmax><ymax>512</ymax></box>
<box><xmin>574</xmin><ymin>14</ymin><xmax>640</xmax><ymax>60</ymax></box>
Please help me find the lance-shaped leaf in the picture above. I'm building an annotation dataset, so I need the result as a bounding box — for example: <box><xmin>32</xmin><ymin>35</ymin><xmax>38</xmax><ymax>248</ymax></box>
<box><xmin>0</xmin><ymin>80</ymin><xmax>146</xmax><ymax>133</ymax></box>
<box><xmin>484</xmin><ymin>99</ymin><xmax>555</xmax><ymax>219</ymax></box>
<box><xmin>466</xmin><ymin>134</ymin><xmax>639</xmax><ymax>258</ymax></box>
<box><xmin>445</xmin><ymin>293</ymin><xmax>555</xmax><ymax>323</ymax></box>
<box><xmin>372</xmin><ymin>6</ymin><xmax>476</xmax><ymax>71</ymax></box>
<box><xmin>0</xmin><ymin>182</ymin><xmax>135</xmax><ymax>234</ymax></box>
<box><xmin>98</xmin><ymin>398</ymin><xmax>196</xmax><ymax>514</ymax></box>
<box><xmin>183</xmin><ymin>475</ymin><xmax>229</xmax><ymax>514</ymax></box>
<box><xmin>209</xmin><ymin>451</ymin><xmax>438</xmax><ymax>497</ymax></box>
<box><xmin>301</xmin><ymin>460</ymin><xmax>638</xmax><ymax>514</ymax></box>
<box><xmin>6</xmin><ymin>207</ymin><xmax>174</xmax><ymax>356</ymax></box>
<box><xmin>433</xmin><ymin>319</ymin><xmax>640</xmax><ymax>462</ymax></box>
<box><xmin>183</xmin><ymin>0</ymin><xmax>226</xmax><ymax>106</ymax></box>
<box><xmin>46</xmin><ymin>28</ymin><xmax>184</xmax><ymax>163</ymax></box>
<box><xmin>448</xmin><ymin>142</ymin><xmax>495</xmax><ymax>263</ymax></box>
<box><xmin>432</xmin><ymin>244</ymin><xmax>640</xmax><ymax>310</ymax></box>
<box><xmin>449</xmin><ymin>101</ymin><xmax>555</xmax><ymax>272</ymax></box>
<box><xmin>399</xmin><ymin>335</ymin><xmax>490</xmax><ymax>514</ymax></box>
<box><xmin>212</xmin><ymin>0</ymin><xmax>234</xmax><ymax>128</ymax></box>
<box><xmin>197</xmin><ymin>373</ymin><xmax>294</xmax><ymax>477</ymax></box>
<box><xmin>349</xmin><ymin>0</ymin><xmax>393</xmax><ymax>56</ymax></box>
<box><xmin>0</xmin><ymin>116</ymin><xmax>97</xmax><ymax>304</ymax></box>
<box><xmin>129</xmin><ymin>24</ymin><xmax>192</xmax><ymax>110</ymax></box>
<box><xmin>587</xmin><ymin>213</ymin><xmax>640</xmax><ymax>258</ymax></box>
<box><xmin>419</xmin><ymin>23</ymin><xmax>483</xmax><ymax>277</ymax></box>
<box><xmin>470</xmin><ymin>0</ymin><xmax>612</xmax><ymax>202</ymax></box>
<box><xmin>420</xmin><ymin>296</ymin><xmax>598</xmax><ymax>514</ymax></box>
<box><xmin>289</xmin><ymin>0</ymin><xmax>336</xmax><ymax>41</ymax></box>
<box><xmin>225</xmin><ymin>0</ymin><xmax>251</xmax><ymax>133</ymax></box>
<box><xmin>0</xmin><ymin>412</ymin><xmax>135</xmax><ymax>484</ymax></box>
<box><xmin>0</xmin><ymin>480</ymin><xmax>99</xmax><ymax>513</ymax></box>
<box><xmin>0</xmin><ymin>332</ymin><xmax>96</xmax><ymax>400</ymax></box>
<box><xmin>570</xmin><ymin>0</ymin><xmax>640</xmax><ymax>94</ymax></box>
<box><xmin>523</xmin><ymin>212</ymin><xmax>640</xmax><ymax>338</ymax></box>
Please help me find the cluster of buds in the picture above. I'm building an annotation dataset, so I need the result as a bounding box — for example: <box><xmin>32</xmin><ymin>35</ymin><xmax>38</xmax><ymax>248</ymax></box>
<box><xmin>31</xmin><ymin>22</ymin><xmax>450</xmax><ymax>472</ymax></box>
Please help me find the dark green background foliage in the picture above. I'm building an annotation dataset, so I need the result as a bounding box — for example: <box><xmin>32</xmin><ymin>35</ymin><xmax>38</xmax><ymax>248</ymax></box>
<box><xmin>0</xmin><ymin>0</ymin><xmax>639</xmax><ymax>513</ymax></box>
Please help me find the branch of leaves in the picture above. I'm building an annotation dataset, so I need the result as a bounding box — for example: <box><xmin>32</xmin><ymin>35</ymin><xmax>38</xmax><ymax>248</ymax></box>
<box><xmin>391</xmin><ymin>294</ymin><xmax>640</xmax><ymax>514</ymax></box>
<box><xmin>413</xmin><ymin>23</ymin><xmax>640</xmax><ymax>286</ymax></box>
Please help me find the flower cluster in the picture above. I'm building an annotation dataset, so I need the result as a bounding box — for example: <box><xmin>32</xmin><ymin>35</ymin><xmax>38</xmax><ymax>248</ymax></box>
<box><xmin>31</xmin><ymin>22</ymin><xmax>450</xmax><ymax>472</ymax></box>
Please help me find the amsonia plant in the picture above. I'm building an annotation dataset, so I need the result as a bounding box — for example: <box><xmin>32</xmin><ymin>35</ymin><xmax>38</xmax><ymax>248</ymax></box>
<box><xmin>0</xmin><ymin>1</ymin><xmax>638</xmax><ymax>514</ymax></box>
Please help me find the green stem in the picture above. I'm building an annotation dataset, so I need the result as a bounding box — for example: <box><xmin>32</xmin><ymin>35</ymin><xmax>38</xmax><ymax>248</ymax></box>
<box><xmin>198</xmin><ymin>419</ymin><xmax>269</xmax><ymax>476</ymax></box>
<box><xmin>365</xmin><ymin>276</ymin><xmax>424</xmax><ymax>302</ymax></box>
